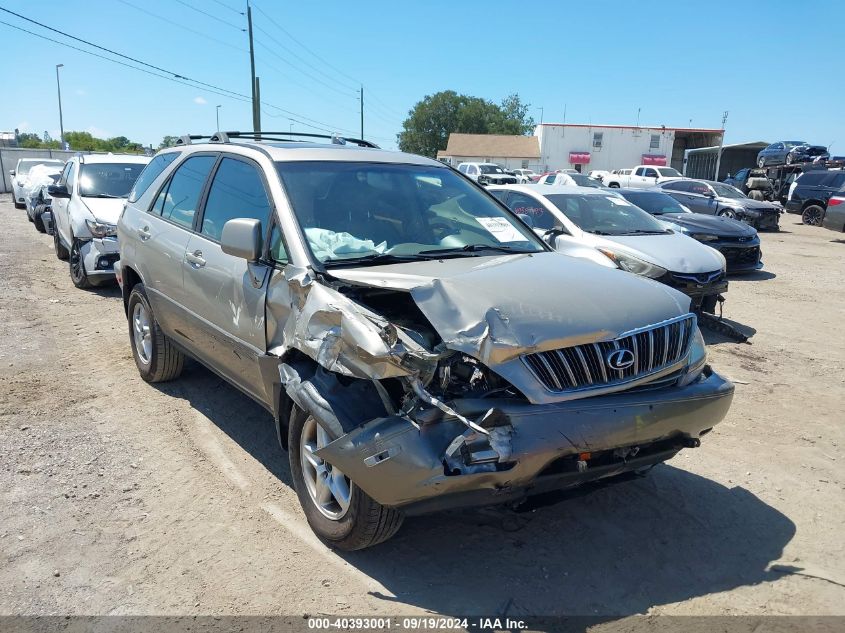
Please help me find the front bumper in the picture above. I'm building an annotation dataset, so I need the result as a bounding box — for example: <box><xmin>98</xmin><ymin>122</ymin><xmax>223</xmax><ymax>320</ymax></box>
<box><xmin>822</xmin><ymin>205</ymin><xmax>845</xmax><ymax>233</ymax></box>
<box><xmin>712</xmin><ymin>242</ymin><xmax>763</xmax><ymax>273</ymax></box>
<box><xmin>316</xmin><ymin>367</ymin><xmax>734</xmax><ymax>514</ymax></box>
<box><xmin>744</xmin><ymin>212</ymin><xmax>780</xmax><ymax>231</ymax></box>
<box><xmin>80</xmin><ymin>236</ymin><xmax>120</xmax><ymax>277</ymax></box>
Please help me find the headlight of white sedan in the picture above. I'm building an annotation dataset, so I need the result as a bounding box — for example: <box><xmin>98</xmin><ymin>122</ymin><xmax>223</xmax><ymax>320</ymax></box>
<box><xmin>85</xmin><ymin>219</ymin><xmax>118</xmax><ymax>238</ymax></box>
<box><xmin>596</xmin><ymin>248</ymin><xmax>667</xmax><ymax>279</ymax></box>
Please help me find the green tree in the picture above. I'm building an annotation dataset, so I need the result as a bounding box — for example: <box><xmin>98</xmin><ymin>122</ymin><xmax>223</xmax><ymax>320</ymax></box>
<box><xmin>397</xmin><ymin>91</ymin><xmax>535</xmax><ymax>157</ymax></box>
<box><xmin>158</xmin><ymin>135</ymin><xmax>179</xmax><ymax>149</ymax></box>
<box><xmin>17</xmin><ymin>132</ymin><xmax>43</xmax><ymax>148</ymax></box>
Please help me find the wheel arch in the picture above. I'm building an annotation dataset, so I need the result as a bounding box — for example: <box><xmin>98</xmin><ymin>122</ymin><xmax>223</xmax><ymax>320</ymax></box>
<box><xmin>121</xmin><ymin>264</ymin><xmax>143</xmax><ymax>315</ymax></box>
<box><xmin>802</xmin><ymin>198</ymin><xmax>826</xmax><ymax>210</ymax></box>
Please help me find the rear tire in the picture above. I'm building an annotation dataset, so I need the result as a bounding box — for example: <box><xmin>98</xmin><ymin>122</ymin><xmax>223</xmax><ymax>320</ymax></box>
<box><xmin>53</xmin><ymin>227</ymin><xmax>69</xmax><ymax>260</ymax></box>
<box><xmin>288</xmin><ymin>405</ymin><xmax>403</xmax><ymax>550</ymax></box>
<box><xmin>608</xmin><ymin>182</ymin><xmax>620</xmax><ymax>188</ymax></box>
<box><xmin>127</xmin><ymin>284</ymin><xmax>184</xmax><ymax>382</ymax></box>
<box><xmin>33</xmin><ymin>204</ymin><xmax>47</xmax><ymax>233</ymax></box>
<box><xmin>801</xmin><ymin>204</ymin><xmax>824</xmax><ymax>226</ymax></box>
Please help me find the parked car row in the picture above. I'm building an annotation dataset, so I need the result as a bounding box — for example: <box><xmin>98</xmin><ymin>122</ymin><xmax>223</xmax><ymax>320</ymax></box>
<box><xmin>15</xmin><ymin>134</ymin><xmax>736</xmax><ymax>551</ymax></box>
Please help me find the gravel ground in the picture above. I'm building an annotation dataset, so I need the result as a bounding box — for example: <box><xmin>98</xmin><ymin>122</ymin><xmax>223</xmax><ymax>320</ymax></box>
<box><xmin>0</xmin><ymin>193</ymin><xmax>843</xmax><ymax>619</ymax></box>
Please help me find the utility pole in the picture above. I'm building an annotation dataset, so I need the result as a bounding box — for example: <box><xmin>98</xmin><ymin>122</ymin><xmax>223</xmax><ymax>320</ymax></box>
<box><xmin>254</xmin><ymin>76</ymin><xmax>261</xmax><ymax>136</ymax></box>
<box><xmin>714</xmin><ymin>110</ymin><xmax>729</xmax><ymax>181</ymax></box>
<box><xmin>55</xmin><ymin>64</ymin><xmax>65</xmax><ymax>149</ymax></box>
<box><xmin>359</xmin><ymin>85</ymin><xmax>364</xmax><ymax>139</ymax></box>
<box><xmin>246</xmin><ymin>2</ymin><xmax>260</xmax><ymax>133</ymax></box>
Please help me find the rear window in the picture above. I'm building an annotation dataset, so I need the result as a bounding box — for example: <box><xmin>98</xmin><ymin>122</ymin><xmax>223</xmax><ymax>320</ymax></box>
<box><xmin>796</xmin><ymin>172</ymin><xmax>828</xmax><ymax>186</ymax></box>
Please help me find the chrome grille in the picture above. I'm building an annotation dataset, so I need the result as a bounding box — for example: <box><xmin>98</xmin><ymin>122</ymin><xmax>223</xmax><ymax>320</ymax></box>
<box><xmin>524</xmin><ymin>314</ymin><xmax>696</xmax><ymax>393</ymax></box>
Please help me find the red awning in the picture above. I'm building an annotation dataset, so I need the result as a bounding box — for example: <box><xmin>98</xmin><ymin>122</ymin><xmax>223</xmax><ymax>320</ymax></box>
<box><xmin>641</xmin><ymin>154</ymin><xmax>667</xmax><ymax>166</ymax></box>
<box><xmin>569</xmin><ymin>152</ymin><xmax>591</xmax><ymax>164</ymax></box>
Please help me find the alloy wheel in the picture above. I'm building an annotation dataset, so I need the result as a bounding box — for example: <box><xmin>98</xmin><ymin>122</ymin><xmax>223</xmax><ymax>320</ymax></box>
<box><xmin>300</xmin><ymin>416</ymin><xmax>351</xmax><ymax>520</ymax></box>
<box><xmin>132</xmin><ymin>302</ymin><xmax>152</xmax><ymax>365</ymax></box>
<box><xmin>70</xmin><ymin>240</ymin><xmax>85</xmax><ymax>283</ymax></box>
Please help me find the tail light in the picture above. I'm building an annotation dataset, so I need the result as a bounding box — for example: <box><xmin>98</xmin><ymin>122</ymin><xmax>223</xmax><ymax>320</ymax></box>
<box><xmin>829</xmin><ymin>197</ymin><xmax>844</xmax><ymax>207</ymax></box>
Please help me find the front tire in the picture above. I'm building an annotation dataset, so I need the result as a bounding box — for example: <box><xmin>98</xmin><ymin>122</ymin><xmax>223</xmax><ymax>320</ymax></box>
<box><xmin>718</xmin><ymin>208</ymin><xmax>737</xmax><ymax>219</ymax></box>
<box><xmin>69</xmin><ymin>237</ymin><xmax>94</xmax><ymax>289</ymax></box>
<box><xmin>33</xmin><ymin>204</ymin><xmax>47</xmax><ymax>233</ymax></box>
<box><xmin>127</xmin><ymin>284</ymin><xmax>184</xmax><ymax>382</ymax></box>
<box><xmin>288</xmin><ymin>406</ymin><xmax>403</xmax><ymax>550</ymax></box>
<box><xmin>801</xmin><ymin>204</ymin><xmax>824</xmax><ymax>226</ymax></box>
<box><xmin>608</xmin><ymin>182</ymin><xmax>620</xmax><ymax>188</ymax></box>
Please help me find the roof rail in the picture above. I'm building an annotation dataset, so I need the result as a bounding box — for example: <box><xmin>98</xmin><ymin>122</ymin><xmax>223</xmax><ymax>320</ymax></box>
<box><xmin>175</xmin><ymin>131</ymin><xmax>379</xmax><ymax>149</ymax></box>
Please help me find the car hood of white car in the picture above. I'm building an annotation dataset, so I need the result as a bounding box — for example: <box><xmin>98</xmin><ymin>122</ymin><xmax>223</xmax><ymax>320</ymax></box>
<box><xmin>80</xmin><ymin>197</ymin><xmax>126</xmax><ymax>224</ymax></box>
<box><xmin>590</xmin><ymin>230</ymin><xmax>725</xmax><ymax>274</ymax></box>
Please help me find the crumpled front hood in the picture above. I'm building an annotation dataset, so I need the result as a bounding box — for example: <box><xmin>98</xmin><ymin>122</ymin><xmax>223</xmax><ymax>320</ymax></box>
<box><xmin>329</xmin><ymin>252</ymin><xmax>691</xmax><ymax>366</ymax></box>
<box><xmin>80</xmin><ymin>197</ymin><xmax>126</xmax><ymax>224</ymax></box>
<box><xmin>661</xmin><ymin>213</ymin><xmax>757</xmax><ymax>237</ymax></box>
<box><xmin>719</xmin><ymin>196</ymin><xmax>780</xmax><ymax>211</ymax></box>
<box><xmin>601</xmin><ymin>232</ymin><xmax>725</xmax><ymax>274</ymax></box>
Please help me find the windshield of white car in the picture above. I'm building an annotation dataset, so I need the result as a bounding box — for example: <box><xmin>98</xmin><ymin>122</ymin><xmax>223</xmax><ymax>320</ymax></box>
<box><xmin>546</xmin><ymin>194</ymin><xmax>670</xmax><ymax>236</ymax></box>
<box><xmin>79</xmin><ymin>163</ymin><xmax>146</xmax><ymax>198</ymax></box>
<box><xmin>710</xmin><ymin>183</ymin><xmax>747</xmax><ymax>200</ymax></box>
<box><xmin>479</xmin><ymin>165</ymin><xmax>504</xmax><ymax>174</ymax></box>
<box><xmin>656</xmin><ymin>167</ymin><xmax>682</xmax><ymax>177</ymax></box>
<box><xmin>619</xmin><ymin>191</ymin><xmax>688</xmax><ymax>215</ymax></box>
<box><xmin>275</xmin><ymin>161</ymin><xmax>545</xmax><ymax>265</ymax></box>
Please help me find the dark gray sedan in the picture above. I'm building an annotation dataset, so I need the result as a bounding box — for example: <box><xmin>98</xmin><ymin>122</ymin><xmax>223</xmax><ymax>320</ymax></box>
<box><xmin>757</xmin><ymin>141</ymin><xmax>829</xmax><ymax>168</ymax></box>
<box><xmin>658</xmin><ymin>179</ymin><xmax>782</xmax><ymax>231</ymax></box>
<box><xmin>618</xmin><ymin>188</ymin><xmax>763</xmax><ymax>274</ymax></box>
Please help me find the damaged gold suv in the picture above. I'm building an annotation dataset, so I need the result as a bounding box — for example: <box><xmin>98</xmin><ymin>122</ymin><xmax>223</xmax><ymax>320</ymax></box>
<box><xmin>116</xmin><ymin>132</ymin><xmax>734</xmax><ymax>550</ymax></box>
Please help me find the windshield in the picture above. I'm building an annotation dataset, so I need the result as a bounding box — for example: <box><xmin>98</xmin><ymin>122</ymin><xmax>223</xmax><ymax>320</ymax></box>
<box><xmin>784</xmin><ymin>141</ymin><xmax>805</xmax><ymax>149</ymax></box>
<box><xmin>656</xmin><ymin>167</ymin><xmax>682</xmax><ymax>177</ymax></box>
<box><xmin>79</xmin><ymin>163</ymin><xmax>146</xmax><ymax>197</ymax></box>
<box><xmin>276</xmin><ymin>161</ymin><xmax>545</xmax><ymax>264</ymax></box>
<box><xmin>479</xmin><ymin>165</ymin><xmax>504</xmax><ymax>174</ymax></box>
<box><xmin>17</xmin><ymin>160</ymin><xmax>63</xmax><ymax>176</ymax></box>
<box><xmin>546</xmin><ymin>193</ymin><xmax>669</xmax><ymax>236</ymax></box>
<box><xmin>569</xmin><ymin>174</ymin><xmax>602</xmax><ymax>188</ymax></box>
<box><xmin>619</xmin><ymin>191</ymin><xmax>688</xmax><ymax>215</ymax></box>
<box><xmin>710</xmin><ymin>182</ymin><xmax>747</xmax><ymax>200</ymax></box>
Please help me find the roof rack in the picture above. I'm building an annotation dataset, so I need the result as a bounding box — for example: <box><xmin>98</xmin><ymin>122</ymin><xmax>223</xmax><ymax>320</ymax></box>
<box><xmin>175</xmin><ymin>131</ymin><xmax>379</xmax><ymax>149</ymax></box>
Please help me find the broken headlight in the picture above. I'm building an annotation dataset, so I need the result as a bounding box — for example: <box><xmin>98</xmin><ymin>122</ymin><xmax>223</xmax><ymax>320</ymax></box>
<box><xmin>85</xmin><ymin>219</ymin><xmax>118</xmax><ymax>238</ymax></box>
<box><xmin>678</xmin><ymin>327</ymin><xmax>707</xmax><ymax>387</ymax></box>
<box><xmin>597</xmin><ymin>248</ymin><xmax>667</xmax><ymax>279</ymax></box>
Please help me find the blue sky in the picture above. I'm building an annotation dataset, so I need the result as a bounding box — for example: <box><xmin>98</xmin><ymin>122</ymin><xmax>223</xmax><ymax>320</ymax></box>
<box><xmin>1</xmin><ymin>0</ymin><xmax>842</xmax><ymax>152</ymax></box>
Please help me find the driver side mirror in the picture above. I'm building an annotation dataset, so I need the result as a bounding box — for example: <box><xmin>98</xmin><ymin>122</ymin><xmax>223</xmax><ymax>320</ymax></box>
<box><xmin>221</xmin><ymin>218</ymin><xmax>262</xmax><ymax>262</ymax></box>
<box><xmin>47</xmin><ymin>184</ymin><xmax>70</xmax><ymax>198</ymax></box>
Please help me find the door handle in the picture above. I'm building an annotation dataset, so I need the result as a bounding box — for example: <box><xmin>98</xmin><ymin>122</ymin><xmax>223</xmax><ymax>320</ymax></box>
<box><xmin>137</xmin><ymin>226</ymin><xmax>151</xmax><ymax>240</ymax></box>
<box><xmin>185</xmin><ymin>250</ymin><xmax>206</xmax><ymax>268</ymax></box>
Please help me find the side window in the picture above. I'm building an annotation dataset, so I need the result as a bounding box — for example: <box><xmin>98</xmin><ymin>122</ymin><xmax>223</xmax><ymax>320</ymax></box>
<box><xmin>543</xmin><ymin>174</ymin><xmax>556</xmax><ymax>185</ymax></box>
<box><xmin>773</xmin><ymin>143</ymin><xmax>783</xmax><ymax>150</ymax></box>
<box><xmin>643</xmin><ymin>168</ymin><xmax>658</xmax><ymax>178</ymax></box>
<box><xmin>154</xmin><ymin>155</ymin><xmax>217</xmax><ymax>229</ymax></box>
<box><xmin>489</xmin><ymin>190</ymin><xmax>509</xmax><ymax>203</ymax></box>
<box><xmin>690</xmin><ymin>182</ymin><xmax>711</xmax><ymax>195</ymax></box>
<box><xmin>507</xmin><ymin>192</ymin><xmax>556</xmax><ymax>231</ymax></box>
<box><xmin>128</xmin><ymin>152</ymin><xmax>180</xmax><ymax>203</ymax></box>
<box><xmin>201</xmin><ymin>157</ymin><xmax>271</xmax><ymax>241</ymax></box>
<box><xmin>66</xmin><ymin>163</ymin><xmax>77</xmax><ymax>190</ymax></box>
<box><xmin>634</xmin><ymin>167</ymin><xmax>645</xmax><ymax>176</ymax></box>
<box><xmin>59</xmin><ymin>162</ymin><xmax>73</xmax><ymax>185</ymax></box>
<box><xmin>469</xmin><ymin>165</ymin><xmax>478</xmax><ymax>176</ymax></box>
<box><xmin>831</xmin><ymin>173</ymin><xmax>845</xmax><ymax>188</ymax></box>
<box><xmin>268</xmin><ymin>223</ymin><xmax>288</xmax><ymax>264</ymax></box>
<box><xmin>663</xmin><ymin>181</ymin><xmax>689</xmax><ymax>192</ymax></box>
<box><xmin>458</xmin><ymin>164</ymin><xmax>467</xmax><ymax>173</ymax></box>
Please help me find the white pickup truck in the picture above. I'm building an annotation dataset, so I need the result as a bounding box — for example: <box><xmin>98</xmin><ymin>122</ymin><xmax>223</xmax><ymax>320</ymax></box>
<box><xmin>603</xmin><ymin>165</ymin><xmax>684</xmax><ymax>188</ymax></box>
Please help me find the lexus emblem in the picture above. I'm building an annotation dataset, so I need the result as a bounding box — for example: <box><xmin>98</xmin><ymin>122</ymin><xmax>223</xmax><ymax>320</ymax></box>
<box><xmin>606</xmin><ymin>348</ymin><xmax>635</xmax><ymax>371</ymax></box>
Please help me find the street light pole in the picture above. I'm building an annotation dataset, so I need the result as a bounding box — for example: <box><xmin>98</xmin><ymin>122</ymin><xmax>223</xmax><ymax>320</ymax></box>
<box><xmin>216</xmin><ymin>105</ymin><xmax>221</xmax><ymax>132</ymax></box>
<box><xmin>55</xmin><ymin>64</ymin><xmax>65</xmax><ymax>149</ymax></box>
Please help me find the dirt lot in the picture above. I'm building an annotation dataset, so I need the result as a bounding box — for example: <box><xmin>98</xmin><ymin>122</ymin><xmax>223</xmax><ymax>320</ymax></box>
<box><xmin>1</xmin><ymin>192</ymin><xmax>843</xmax><ymax>620</ymax></box>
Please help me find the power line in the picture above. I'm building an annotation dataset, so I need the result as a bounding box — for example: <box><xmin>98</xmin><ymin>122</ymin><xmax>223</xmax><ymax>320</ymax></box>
<box><xmin>0</xmin><ymin>4</ymin><xmax>247</xmax><ymax>99</ymax></box>
<box><xmin>0</xmin><ymin>15</ymin><xmax>353</xmax><ymax>135</ymax></box>
<box><xmin>251</xmin><ymin>2</ymin><xmax>360</xmax><ymax>90</ymax></box>
<box><xmin>256</xmin><ymin>56</ymin><xmax>359</xmax><ymax>116</ymax></box>
<box><xmin>210</xmin><ymin>0</ymin><xmax>244</xmax><ymax>15</ymax></box>
<box><xmin>254</xmin><ymin>38</ymin><xmax>356</xmax><ymax>98</ymax></box>
<box><xmin>116</xmin><ymin>0</ymin><xmax>247</xmax><ymax>53</ymax></box>
<box><xmin>173</xmin><ymin>0</ymin><xmax>244</xmax><ymax>31</ymax></box>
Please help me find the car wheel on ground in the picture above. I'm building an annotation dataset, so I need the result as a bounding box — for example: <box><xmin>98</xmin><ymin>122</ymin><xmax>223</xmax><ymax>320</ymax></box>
<box><xmin>801</xmin><ymin>204</ymin><xmax>825</xmax><ymax>226</ymax></box>
<box><xmin>14</xmin><ymin>200</ymin><xmax>25</xmax><ymax>210</ymax></box>
<box><xmin>608</xmin><ymin>182</ymin><xmax>620</xmax><ymax>188</ymax></box>
<box><xmin>69</xmin><ymin>237</ymin><xmax>94</xmax><ymax>289</ymax></box>
<box><xmin>288</xmin><ymin>405</ymin><xmax>403</xmax><ymax>551</ymax></box>
<box><xmin>718</xmin><ymin>209</ymin><xmax>737</xmax><ymax>219</ymax></box>
<box><xmin>127</xmin><ymin>284</ymin><xmax>184</xmax><ymax>382</ymax></box>
<box><xmin>53</xmin><ymin>228</ymin><xmax>69</xmax><ymax>260</ymax></box>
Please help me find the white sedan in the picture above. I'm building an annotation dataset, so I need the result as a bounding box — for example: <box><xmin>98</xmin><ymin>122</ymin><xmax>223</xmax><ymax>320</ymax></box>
<box><xmin>488</xmin><ymin>184</ymin><xmax>728</xmax><ymax>313</ymax></box>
